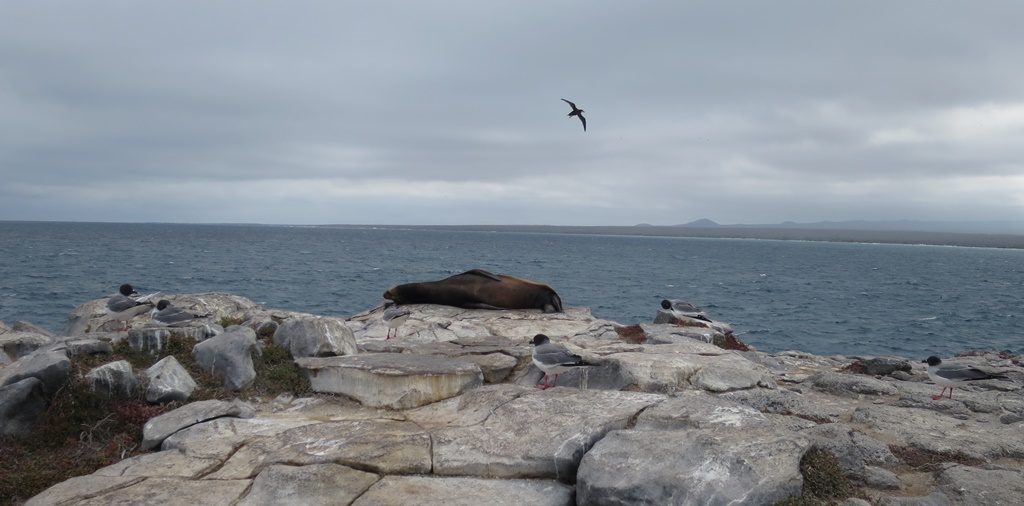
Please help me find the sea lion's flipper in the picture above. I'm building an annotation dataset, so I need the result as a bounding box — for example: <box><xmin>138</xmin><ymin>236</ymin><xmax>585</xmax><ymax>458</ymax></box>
<box><xmin>462</xmin><ymin>302</ymin><xmax>505</xmax><ymax>310</ymax></box>
<box><xmin>462</xmin><ymin>269</ymin><xmax>503</xmax><ymax>282</ymax></box>
<box><xmin>544</xmin><ymin>294</ymin><xmax>563</xmax><ymax>313</ymax></box>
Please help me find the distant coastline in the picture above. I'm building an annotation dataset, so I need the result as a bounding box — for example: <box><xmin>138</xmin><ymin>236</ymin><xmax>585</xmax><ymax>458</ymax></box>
<box><xmin>329</xmin><ymin>224</ymin><xmax>1024</xmax><ymax>250</ymax></box>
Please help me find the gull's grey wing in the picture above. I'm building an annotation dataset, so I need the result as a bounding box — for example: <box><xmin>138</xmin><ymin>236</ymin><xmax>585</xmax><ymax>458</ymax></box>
<box><xmin>935</xmin><ymin>365</ymin><xmax>1002</xmax><ymax>381</ymax></box>
<box><xmin>578</xmin><ymin>114</ymin><xmax>587</xmax><ymax>131</ymax></box>
<box><xmin>153</xmin><ymin>306</ymin><xmax>197</xmax><ymax>326</ymax></box>
<box><xmin>534</xmin><ymin>342</ymin><xmax>584</xmax><ymax>366</ymax></box>
<box><xmin>383</xmin><ymin>306</ymin><xmax>411</xmax><ymax>321</ymax></box>
<box><xmin>107</xmin><ymin>294</ymin><xmax>142</xmax><ymax>313</ymax></box>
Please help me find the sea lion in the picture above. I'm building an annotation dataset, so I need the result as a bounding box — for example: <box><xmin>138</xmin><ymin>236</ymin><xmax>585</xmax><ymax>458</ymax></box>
<box><xmin>383</xmin><ymin>269</ymin><xmax>563</xmax><ymax>313</ymax></box>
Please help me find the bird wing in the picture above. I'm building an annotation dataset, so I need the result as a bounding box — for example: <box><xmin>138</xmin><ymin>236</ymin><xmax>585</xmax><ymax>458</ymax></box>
<box><xmin>578</xmin><ymin>114</ymin><xmax>587</xmax><ymax>131</ymax></box>
<box><xmin>561</xmin><ymin>98</ymin><xmax>577</xmax><ymax>109</ymax></box>
<box><xmin>154</xmin><ymin>306</ymin><xmax>196</xmax><ymax>325</ymax></box>
<box><xmin>534</xmin><ymin>343</ymin><xmax>584</xmax><ymax>366</ymax></box>
<box><xmin>935</xmin><ymin>365</ymin><xmax>1002</xmax><ymax>381</ymax></box>
<box><xmin>383</xmin><ymin>307</ymin><xmax>411</xmax><ymax>320</ymax></box>
<box><xmin>107</xmin><ymin>294</ymin><xmax>142</xmax><ymax>313</ymax></box>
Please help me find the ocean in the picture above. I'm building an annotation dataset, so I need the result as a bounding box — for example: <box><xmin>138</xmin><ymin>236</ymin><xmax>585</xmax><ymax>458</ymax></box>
<box><xmin>1</xmin><ymin>222</ymin><xmax>1021</xmax><ymax>358</ymax></box>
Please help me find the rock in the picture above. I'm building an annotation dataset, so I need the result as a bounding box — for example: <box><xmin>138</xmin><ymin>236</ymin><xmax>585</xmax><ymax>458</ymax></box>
<box><xmin>64</xmin><ymin>338</ymin><xmax>114</xmax><ymax>356</ymax></box>
<box><xmin>804</xmin><ymin>423</ymin><xmax>899</xmax><ymax>477</ymax></box>
<box><xmin>842</xmin><ymin>499</ymin><xmax>874</xmax><ymax>506</ymax></box>
<box><xmin>431</xmin><ymin>386</ymin><xmax>664</xmax><ymax>483</ymax></box>
<box><xmin>273</xmin><ymin>316</ymin><xmax>358</xmax><ymax>358</ymax></box>
<box><xmin>93</xmin><ymin>449</ymin><xmax>222</xmax><ymax>478</ymax></box>
<box><xmin>353</xmin><ymin>476</ymin><xmax>574</xmax><ymax>506</ymax></box>
<box><xmin>24</xmin><ymin>476</ymin><xmax>145</xmax><ymax>506</ymax></box>
<box><xmin>461</xmin><ymin>352</ymin><xmax>518</xmax><ymax>383</ymax></box>
<box><xmin>207</xmin><ymin>419</ymin><xmax>431</xmax><ymax>479</ymax></box>
<box><xmin>145</xmin><ymin>356</ymin><xmax>197</xmax><ymax>403</ymax></box>
<box><xmin>161</xmin><ymin>416</ymin><xmax>320</xmax><ymax>453</ymax></box>
<box><xmin>810</xmin><ymin>371</ymin><xmax>898</xmax><ymax>397</ymax></box>
<box><xmin>142</xmin><ymin>399</ymin><xmax>256</xmax><ymax>450</ymax></box>
<box><xmin>0</xmin><ymin>350</ymin><xmax>70</xmax><ymax>395</ymax></box>
<box><xmin>935</xmin><ymin>464</ymin><xmax>1024</xmax><ymax>505</ymax></box>
<box><xmin>577</xmin><ymin>428</ymin><xmax>809</xmax><ymax>505</ymax></box>
<box><xmin>878</xmin><ymin>492</ymin><xmax>952</xmax><ymax>506</ymax></box>
<box><xmin>192</xmin><ymin>326</ymin><xmax>260</xmax><ymax>390</ymax></box>
<box><xmin>690</xmin><ymin>364</ymin><xmax>773</xmax><ymax>392</ymax></box>
<box><xmin>237</xmin><ymin>463</ymin><xmax>379</xmax><ymax>506</ymax></box>
<box><xmin>863</xmin><ymin>465</ymin><xmax>902</xmax><ymax>490</ymax></box>
<box><xmin>0</xmin><ymin>377</ymin><xmax>47</xmax><ymax>436</ymax></box>
<box><xmin>0</xmin><ymin>331</ymin><xmax>52</xmax><ymax>363</ymax></box>
<box><xmin>128</xmin><ymin>326</ymin><xmax>219</xmax><ymax>355</ymax></box>
<box><xmin>73</xmin><ymin>477</ymin><xmax>251</xmax><ymax>506</ymax></box>
<box><xmin>296</xmin><ymin>353</ymin><xmax>483</xmax><ymax>409</ymax></box>
<box><xmin>247</xmin><ymin>318</ymin><xmax>279</xmax><ymax>338</ymax></box>
<box><xmin>848</xmin><ymin>357</ymin><xmax>913</xmax><ymax>376</ymax></box>
<box><xmin>12</xmin><ymin>321</ymin><xmax>54</xmax><ymax>337</ymax></box>
<box><xmin>634</xmin><ymin>391</ymin><xmax>774</xmax><ymax>430</ymax></box>
<box><xmin>1000</xmin><ymin>413</ymin><xmax>1024</xmax><ymax>424</ymax></box>
<box><xmin>66</xmin><ymin>292</ymin><xmax>269</xmax><ymax>335</ymax></box>
<box><xmin>86</xmin><ymin>360</ymin><xmax>139</xmax><ymax>397</ymax></box>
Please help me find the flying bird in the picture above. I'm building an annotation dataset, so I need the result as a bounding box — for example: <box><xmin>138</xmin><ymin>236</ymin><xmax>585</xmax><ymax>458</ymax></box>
<box><xmin>561</xmin><ymin>98</ymin><xmax>587</xmax><ymax>131</ymax></box>
<box><xmin>531</xmin><ymin>333</ymin><xmax>593</xmax><ymax>389</ymax></box>
<box><xmin>922</xmin><ymin>355</ymin><xmax>1008</xmax><ymax>400</ymax></box>
<box><xmin>105</xmin><ymin>283</ymin><xmax>155</xmax><ymax>330</ymax></box>
<box><xmin>151</xmin><ymin>299</ymin><xmax>211</xmax><ymax>327</ymax></box>
<box><xmin>383</xmin><ymin>304</ymin><xmax>411</xmax><ymax>340</ymax></box>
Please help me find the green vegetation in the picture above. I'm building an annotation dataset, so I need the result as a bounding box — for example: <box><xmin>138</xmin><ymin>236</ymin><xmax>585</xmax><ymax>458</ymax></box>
<box><xmin>774</xmin><ymin>447</ymin><xmax>854</xmax><ymax>506</ymax></box>
<box><xmin>889</xmin><ymin>444</ymin><xmax>983</xmax><ymax>471</ymax></box>
<box><xmin>0</xmin><ymin>331</ymin><xmax>310</xmax><ymax>504</ymax></box>
<box><xmin>218</xmin><ymin>316</ymin><xmax>246</xmax><ymax>328</ymax></box>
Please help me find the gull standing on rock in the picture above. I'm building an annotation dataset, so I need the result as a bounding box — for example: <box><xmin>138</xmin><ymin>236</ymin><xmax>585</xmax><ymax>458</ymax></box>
<box><xmin>151</xmin><ymin>300</ymin><xmax>211</xmax><ymax>327</ymax></box>
<box><xmin>531</xmin><ymin>333</ymin><xmax>594</xmax><ymax>389</ymax></box>
<box><xmin>383</xmin><ymin>304</ymin><xmax>411</xmax><ymax>340</ymax></box>
<box><xmin>105</xmin><ymin>283</ymin><xmax>155</xmax><ymax>330</ymax></box>
<box><xmin>922</xmin><ymin>355</ymin><xmax>1008</xmax><ymax>400</ymax></box>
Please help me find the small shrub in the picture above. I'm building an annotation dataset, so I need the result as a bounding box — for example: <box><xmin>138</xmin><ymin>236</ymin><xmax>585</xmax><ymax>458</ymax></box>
<box><xmin>888</xmin><ymin>444</ymin><xmax>983</xmax><ymax>471</ymax></box>
<box><xmin>250</xmin><ymin>342</ymin><xmax>310</xmax><ymax>396</ymax></box>
<box><xmin>218</xmin><ymin>316</ymin><xmax>245</xmax><ymax>328</ymax></box>
<box><xmin>774</xmin><ymin>446</ymin><xmax>853</xmax><ymax>506</ymax></box>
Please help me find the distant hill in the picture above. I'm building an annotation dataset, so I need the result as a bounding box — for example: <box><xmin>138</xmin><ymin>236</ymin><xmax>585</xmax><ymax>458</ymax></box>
<box><xmin>674</xmin><ymin>218</ymin><xmax>719</xmax><ymax>227</ymax></box>
<box><xmin>667</xmin><ymin>219</ymin><xmax>1024</xmax><ymax>235</ymax></box>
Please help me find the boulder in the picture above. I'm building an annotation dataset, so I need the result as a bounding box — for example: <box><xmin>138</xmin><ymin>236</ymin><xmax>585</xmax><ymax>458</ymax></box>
<box><xmin>810</xmin><ymin>371</ymin><xmax>898</xmax><ymax>397</ymax></box>
<box><xmin>238</xmin><ymin>464</ymin><xmax>379</xmax><ymax>506</ymax></box>
<box><xmin>296</xmin><ymin>353</ymin><xmax>483</xmax><ymax>409</ymax></box>
<box><xmin>461</xmin><ymin>352</ymin><xmax>518</xmax><ymax>383</ymax></box>
<box><xmin>25</xmin><ymin>476</ymin><xmax>146</xmax><ymax>506</ymax></box>
<box><xmin>634</xmin><ymin>390</ymin><xmax>775</xmax><ymax>430</ymax></box>
<box><xmin>142</xmin><ymin>399</ymin><xmax>256</xmax><ymax>450</ymax></box>
<box><xmin>803</xmin><ymin>423</ymin><xmax>899</xmax><ymax>478</ymax></box>
<box><xmin>273</xmin><ymin>316</ymin><xmax>358</xmax><ymax>358</ymax></box>
<box><xmin>353</xmin><ymin>476</ymin><xmax>574</xmax><ymax>506</ymax></box>
<box><xmin>93</xmin><ymin>449</ymin><xmax>222</xmax><ymax>478</ymax></box>
<box><xmin>145</xmin><ymin>356</ymin><xmax>197</xmax><ymax>403</ymax></box>
<box><xmin>86</xmin><ymin>360</ymin><xmax>139</xmax><ymax>398</ymax></box>
<box><xmin>431</xmin><ymin>386</ymin><xmax>664</xmax><ymax>483</ymax></box>
<box><xmin>128</xmin><ymin>325</ymin><xmax>221</xmax><ymax>355</ymax></box>
<box><xmin>72</xmin><ymin>477</ymin><xmax>251</xmax><ymax>506</ymax></box>
<box><xmin>577</xmin><ymin>428</ymin><xmax>809</xmax><ymax>505</ymax></box>
<box><xmin>12</xmin><ymin>321</ymin><xmax>54</xmax><ymax>337</ymax></box>
<box><xmin>0</xmin><ymin>377</ymin><xmax>48</xmax><ymax>436</ymax></box>
<box><xmin>64</xmin><ymin>338</ymin><xmax>114</xmax><ymax>356</ymax></box>
<box><xmin>935</xmin><ymin>464</ymin><xmax>1024</xmax><ymax>505</ymax></box>
<box><xmin>847</xmin><ymin>357</ymin><xmax>913</xmax><ymax>376</ymax></box>
<box><xmin>0</xmin><ymin>332</ymin><xmax>52</xmax><ymax>364</ymax></box>
<box><xmin>0</xmin><ymin>350</ymin><xmax>70</xmax><ymax>395</ymax></box>
<box><xmin>192</xmin><ymin>326</ymin><xmax>260</xmax><ymax>390</ymax></box>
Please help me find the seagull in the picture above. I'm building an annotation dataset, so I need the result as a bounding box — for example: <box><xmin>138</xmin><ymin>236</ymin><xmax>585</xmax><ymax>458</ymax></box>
<box><xmin>661</xmin><ymin>299</ymin><xmax>713</xmax><ymax>323</ymax></box>
<box><xmin>105</xmin><ymin>283</ymin><xmax>155</xmax><ymax>330</ymax></box>
<box><xmin>531</xmin><ymin>333</ymin><xmax>593</xmax><ymax>389</ymax></box>
<box><xmin>561</xmin><ymin>98</ymin><xmax>587</xmax><ymax>131</ymax></box>
<box><xmin>922</xmin><ymin>355</ymin><xmax>1008</xmax><ymax>400</ymax></box>
<box><xmin>151</xmin><ymin>300</ymin><xmax>211</xmax><ymax>327</ymax></box>
<box><xmin>383</xmin><ymin>304</ymin><xmax>411</xmax><ymax>340</ymax></box>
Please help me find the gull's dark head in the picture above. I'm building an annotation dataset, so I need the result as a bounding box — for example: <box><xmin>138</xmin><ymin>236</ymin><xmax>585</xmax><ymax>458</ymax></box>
<box><xmin>156</xmin><ymin>300</ymin><xmax>171</xmax><ymax>311</ymax></box>
<box><xmin>661</xmin><ymin>299</ymin><xmax>672</xmax><ymax>310</ymax></box>
<box><xmin>119</xmin><ymin>283</ymin><xmax>137</xmax><ymax>296</ymax></box>
<box><xmin>532</xmin><ymin>334</ymin><xmax>550</xmax><ymax>346</ymax></box>
<box><xmin>923</xmin><ymin>356</ymin><xmax>942</xmax><ymax>366</ymax></box>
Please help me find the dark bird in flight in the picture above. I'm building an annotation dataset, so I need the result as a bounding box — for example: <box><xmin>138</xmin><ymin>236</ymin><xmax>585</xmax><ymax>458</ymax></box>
<box><xmin>561</xmin><ymin>98</ymin><xmax>586</xmax><ymax>131</ymax></box>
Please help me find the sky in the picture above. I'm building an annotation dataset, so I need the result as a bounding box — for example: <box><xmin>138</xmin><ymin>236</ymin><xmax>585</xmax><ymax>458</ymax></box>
<box><xmin>2</xmin><ymin>1</ymin><xmax>1024</xmax><ymax>226</ymax></box>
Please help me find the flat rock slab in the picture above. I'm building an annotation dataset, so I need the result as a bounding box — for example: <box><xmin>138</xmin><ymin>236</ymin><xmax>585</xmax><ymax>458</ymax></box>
<box><xmin>935</xmin><ymin>464</ymin><xmax>1024</xmax><ymax>505</ymax></box>
<box><xmin>577</xmin><ymin>428</ymin><xmax>809</xmax><ymax>506</ymax></box>
<box><xmin>352</xmin><ymin>476</ymin><xmax>574</xmax><ymax>506</ymax></box>
<box><xmin>635</xmin><ymin>390</ymin><xmax>776</xmax><ymax>430</ymax></box>
<box><xmin>76</xmin><ymin>477</ymin><xmax>251</xmax><ymax>506</ymax></box>
<box><xmin>237</xmin><ymin>463</ymin><xmax>380</xmax><ymax>506</ymax></box>
<box><xmin>207</xmin><ymin>419</ymin><xmax>432</xmax><ymax>479</ymax></box>
<box><xmin>432</xmin><ymin>387</ymin><xmax>665</xmax><ymax>483</ymax></box>
<box><xmin>93</xmin><ymin>449</ymin><xmax>222</xmax><ymax>478</ymax></box>
<box><xmin>25</xmin><ymin>476</ymin><xmax>145</xmax><ymax>506</ymax></box>
<box><xmin>297</xmin><ymin>353</ymin><xmax>483</xmax><ymax>409</ymax></box>
<box><xmin>142</xmin><ymin>399</ymin><xmax>256</xmax><ymax>450</ymax></box>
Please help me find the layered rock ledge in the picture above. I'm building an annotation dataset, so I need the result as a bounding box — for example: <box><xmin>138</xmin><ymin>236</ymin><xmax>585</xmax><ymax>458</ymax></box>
<box><xmin>4</xmin><ymin>294</ymin><xmax>1022</xmax><ymax>505</ymax></box>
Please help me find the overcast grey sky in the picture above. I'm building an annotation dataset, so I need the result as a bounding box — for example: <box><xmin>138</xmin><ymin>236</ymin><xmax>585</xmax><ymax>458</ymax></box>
<box><xmin>2</xmin><ymin>1</ymin><xmax>1023</xmax><ymax>226</ymax></box>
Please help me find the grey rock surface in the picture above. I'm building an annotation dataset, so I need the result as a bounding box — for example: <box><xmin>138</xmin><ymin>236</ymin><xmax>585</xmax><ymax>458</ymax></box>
<box><xmin>935</xmin><ymin>464</ymin><xmax>1024</xmax><ymax>505</ymax></box>
<box><xmin>64</xmin><ymin>338</ymin><xmax>114</xmax><ymax>356</ymax></box>
<box><xmin>353</xmin><ymin>476</ymin><xmax>575</xmax><ymax>506</ymax></box>
<box><xmin>142</xmin><ymin>399</ymin><xmax>255</xmax><ymax>450</ymax></box>
<box><xmin>0</xmin><ymin>377</ymin><xmax>47</xmax><ymax>436</ymax></box>
<box><xmin>192</xmin><ymin>326</ymin><xmax>260</xmax><ymax>390</ymax></box>
<box><xmin>272</xmin><ymin>316</ymin><xmax>358</xmax><ymax>358</ymax></box>
<box><xmin>237</xmin><ymin>463</ymin><xmax>379</xmax><ymax>506</ymax></box>
<box><xmin>0</xmin><ymin>350</ymin><xmax>70</xmax><ymax>395</ymax></box>
<box><xmin>85</xmin><ymin>360</ymin><xmax>139</xmax><ymax>397</ymax></box>
<box><xmin>76</xmin><ymin>477</ymin><xmax>252</xmax><ymax>506</ymax></box>
<box><xmin>811</xmin><ymin>371</ymin><xmax>899</xmax><ymax>397</ymax></box>
<box><xmin>145</xmin><ymin>356</ymin><xmax>197</xmax><ymax>403</ymax></box>
<box><xmin>0</xmin><ymin>331</ymin><xmax>52</xmax><ymax>364</ymax></box>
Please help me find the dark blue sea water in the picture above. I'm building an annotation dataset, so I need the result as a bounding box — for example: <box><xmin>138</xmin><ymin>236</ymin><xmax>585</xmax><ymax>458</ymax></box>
<box><xmin>1</xmin><ymin>222</ymin><xmax>1021</xmax><ymax>358</ymax></box>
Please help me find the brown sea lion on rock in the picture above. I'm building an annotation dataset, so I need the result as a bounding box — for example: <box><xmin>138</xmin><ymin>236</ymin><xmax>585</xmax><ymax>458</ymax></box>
<box><xmin>383</xmin><ymin>269</ymin><xmax>563</xmax><ymax>313</ymax></box>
